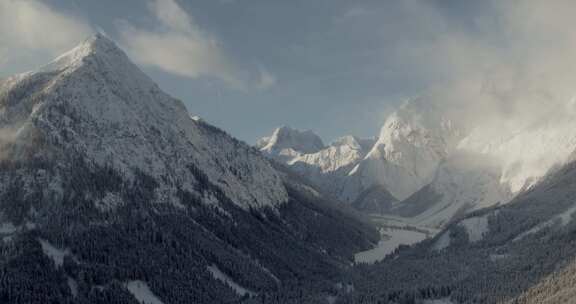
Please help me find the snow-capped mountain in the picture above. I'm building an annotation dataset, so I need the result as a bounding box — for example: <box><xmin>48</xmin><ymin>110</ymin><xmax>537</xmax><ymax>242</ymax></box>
<box><xmin>257</xmin><ymin>125</ymin><xmax>325</xmax><ymax>157</ymax></box>
<box><xmin>0</xmin><ymin>34</ymin><xmax>377</xmax><ymax>304</ymax></box>
<box><xmin>259</xmin><ymin>98</ymin><xmax>463</xmax><ymax>216</ymax></box>
<box><xmin>259</xmin><ymin>127</ymin><xmax>377</xmax><ymax>205</ymax></box>
<box><xmin>1</xmin><ymin>33</ymin><xmax>287</xmax><ymax>210</ymax></box>
<box><xmin>390</xmin><ymin>98</ymin><xmax>576</xmax><ymax>228</ymax></box>
<box><xmin>346</xmin><ymin>98</ymin><xmax>462</xmax><ymax>202</ymax></box>
<box><xmin>263</xmin><ymin>95</ymin><xmax>576</xmax><ymax>230</ymax></box>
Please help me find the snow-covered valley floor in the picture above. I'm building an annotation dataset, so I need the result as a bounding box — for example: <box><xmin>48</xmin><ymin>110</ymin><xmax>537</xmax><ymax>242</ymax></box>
<box><xmin>354</xmin><ymin>215</ymin><xmax>438</xmax><ymax>264</ymax></box>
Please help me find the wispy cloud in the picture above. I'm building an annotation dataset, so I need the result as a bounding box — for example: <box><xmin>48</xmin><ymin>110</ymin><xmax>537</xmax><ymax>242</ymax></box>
<box><xmin>118</xmin><ymin>0</ymin><xmax>274</xmax><ymax>90</ymax></box>
<box><xmin>256</xmin><ymin>67</ymin><xmax>277</xmax><ymax>90</ymax></box>
<box><xmin>0</xmin><ymin>0</ymin><xmax>93</xmax><ymax>68</ymax></box>
<box><xmin>373</xmin><ymin>0</ymin><xmax>576</xmax><ymax>133</ymax></box>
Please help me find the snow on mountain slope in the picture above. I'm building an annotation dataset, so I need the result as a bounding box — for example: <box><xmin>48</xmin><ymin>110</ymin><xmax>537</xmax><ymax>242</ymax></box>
<box><xmin>0</xmin><ymin>33</ymin><xmax>288</xmax><ymax>210</ymax></box>
<box><xmin>458</xmin><ymin>116</ymin><xmax>576</xmax><ymax>194</ymax></box>
<box><xmin>0</xmin><ymin>34</ymin><xmax>379</xmax><ymax>304</ymax></box>
<box><xmin>354</xmin><ymin>226</ymin><xmax>428</xmax><ymax>264</ymax></box>
<box><xmin>288</xmin><ymin>136</ymin><xmax>369</xmax><ymax>174</ymax></box>
<box><xmin>348</xmin><ymin>98</ymin><xmax>462</xmax><ymax>202</ymax></box>
<box><xmin>259</xmin><ymin>129</ymin><xmax>376</xmax><ymax>203</ymax></box>
<box><xmin>260</xmin><ymin>95</ymin><xmax>576</xmax><ymax>231</ymax></box>
<box><xmin>125</xmin><ymin>281</ymin><xmax>165</xmax><ymax>304</ymax></box>
<box><xmin>399</xmin><ymin>112</ymin><xmax>576</xmax><ymax>227</ymax></box>
<box><xmin>257</xmin><ymin>126</ymin><xmax>325</xmax><ymax>156</ymax></box>
<box><xmin>383</xmin><ymin>101</ymin><xmax>576</xmax><ymax>228</ymax></box>
<box><xmin>258</xmin><ymin>98</ymin><xmax>466</xmax><ymax>216</ymax></box>
<box><xmin>459</xmin><ymin>214</ymin><xmax>489</xmax><ymax>242</ymax></box>
<box><xmin>394</xmin><ymin>152</ymin><xmax>512</xmax><ymax>228</ymax></box>
<box><xmin>351</xmin><ymin>159</ymin><xmax>576</xmax><ymax>304</ymax></box>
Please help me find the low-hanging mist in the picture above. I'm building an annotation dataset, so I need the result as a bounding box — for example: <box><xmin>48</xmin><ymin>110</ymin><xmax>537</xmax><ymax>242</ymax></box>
<box><xmin>385</xmin><ymin>0</ymin><xmax>576</xmax><ymax>192</ymax></box>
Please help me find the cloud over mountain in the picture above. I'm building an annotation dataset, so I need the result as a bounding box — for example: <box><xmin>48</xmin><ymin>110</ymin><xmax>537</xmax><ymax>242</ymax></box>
<box><xmin>117</xmin><ymin>0</ymin><xmax>274</xmax><ymax>90</ymax></box>
<box><xmin>0</xmin><ymin>0</ymin><xmax>93</xmax><ymax>67</ymax></box>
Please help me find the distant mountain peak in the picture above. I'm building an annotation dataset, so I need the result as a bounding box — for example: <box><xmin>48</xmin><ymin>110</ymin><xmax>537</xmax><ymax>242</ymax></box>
<box><xmin>258</xmin><ymin>126</ymin><xmax>325</xmax><ymax>154</ymax></box>
<box><xmin>330</xmin><ymin>135</ymin><xmax>376</xmax><ymax>152</ymax></box>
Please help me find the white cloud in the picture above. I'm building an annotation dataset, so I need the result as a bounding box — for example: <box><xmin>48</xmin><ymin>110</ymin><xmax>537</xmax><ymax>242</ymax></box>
<box><xmin>119</xmin><ymin>0</ymin><xmax>268</xmax><ymax>89</ymax></box>
<box><xmin>147</xmin><ymin>0</ymin><xmax>194</xmax><ymax>33</ymax></box>
<box><xmin>375</xmin><ymin>0</ymin><xmax>576</xmax><ymax>135</ymax></box>
<box><xmin>0</xmin><ymin>0</ymin><xmax>93</xmax><ymax>67</ymax></box>
<box><xmin>256</xmin><ymin>67</ymin><xmax>277</xmax><ymax>90</ymax></box>
<box><xmin>118</xmin><ymin>22</ymin><xmax>237</xmax><ymax>84</ymax></box>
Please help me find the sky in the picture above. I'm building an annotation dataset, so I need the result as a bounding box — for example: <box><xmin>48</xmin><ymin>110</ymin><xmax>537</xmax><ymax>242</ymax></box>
<box><xmin>2</xmin><ymin>0</ymin><xmax>576</xmax><ymax>144</ymax></box>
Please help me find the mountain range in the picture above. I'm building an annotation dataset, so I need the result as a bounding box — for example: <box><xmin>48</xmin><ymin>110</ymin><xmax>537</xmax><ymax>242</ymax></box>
<box><xmin>259</xmin><ymin>96</ymin><xmax>576</xmax><ymax>229</ymax></box>
<box><xmin>4</xmin><ymin>33</ymin><xmax>576</xmax><ymax>304</ymax></box>
<box><xmin>0</xmin><ymin>34</ymin><xmax>377</xmax><ymax>304</ymax></box>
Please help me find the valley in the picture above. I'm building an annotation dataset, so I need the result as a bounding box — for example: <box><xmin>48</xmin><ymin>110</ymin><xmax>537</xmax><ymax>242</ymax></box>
<box><xmin>3</xmin><ymin>3</ymin><xmax>576</xmax><ymax>301</ymax></box>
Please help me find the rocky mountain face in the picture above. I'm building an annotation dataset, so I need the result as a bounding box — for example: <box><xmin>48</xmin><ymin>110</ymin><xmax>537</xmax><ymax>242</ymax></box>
<box><xmin>259</xmin><ymin>128</ymin><xmax>376</xmax><ymax>207</ymax></box>
<box><xmin>257</xmin><ymin>126</ymin><xmax>325</xmax><ymax>158</ymax></box>
<box><xmin>260</xmin><ymin>96</ymin><xmax>576</xmax><ymax>229</ymax></box>
<box><xmin>258</xmin><ymin>98</ymin><xmax>462</xmax><ymax>220</ymax></box>
<box><xmin>0</xmin><ymin>34</ymin><xmax>378</xmax><ymax>304</ymax></box>
<box><xmin>351</xmin><ymin>98</ymin><xmax>461</xmax><ymax>202</ymax></box>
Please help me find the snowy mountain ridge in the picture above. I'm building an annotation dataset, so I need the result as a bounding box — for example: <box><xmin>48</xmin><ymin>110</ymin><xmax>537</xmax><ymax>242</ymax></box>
<box><xmin>259</xmin><ymin>126</ymin><xmax>377</xmax><ymax>205</ymax></box>
<box><xmin>0</xmin><ymin>34</ymin><xmax>379</xmax><ymax>303</ymax></box>
<box><xmin>257</xmin><ymin>125</ymin><xmax>325</xmax><ymax>155</ymax></box>
<box><xmin>349</xmin><ymin>98</ymin><xmax>462</xmax><ymax>202</ymax></box>
<box><xmin>258</xmin><ymin>98</ymin><xmax>463</xmax><ymax>213</ymax></box>
<box><xmin>0</xmin><ymin>33</ymin><xmax>288</xmax><ymax>210</ymax></box>
<box><xmin>260</xmin><ymin>95</ymin><xmax>576</xmax><ymax>228</ymax></box>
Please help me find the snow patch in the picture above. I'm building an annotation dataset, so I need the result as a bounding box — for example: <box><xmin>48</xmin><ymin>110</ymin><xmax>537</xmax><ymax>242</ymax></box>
<box><xmin>460</xmin><ymin>215</ymin><xmax>489</xmax><ymax>242</ymax></box>
<box><xmin>25</xmin><ymin>221</ymin><xmax>37</xmax><ymax>230</ymax></box>
<box><xmin>38</xmin><ymin>239</ymin><xmax>70</xmax><ymax>268</ymax></box>
<box><xmin>326</xmin><ymin>295</ymin><xmax>338</xmax><ymax>304</ymax></box>
<box><xmin>207</xmin><ymin>265</ymin><xmax>255</xmax><ymax>297</ymax></box>
<box><xmin>355</xmin><ymin>227</ymin><xmax>428</xmax><ymax>264</ymax></box>
<box><xmin>125</xmin><ymin>281</ymin><xmax>165</xmax><ymax>304</ymax></box>
<box><xmin>433</xmin><ymin>232</ymin><xmax>451</xmax><ymax>251</ymax></box>
<box><xmin>95</xmin><ymin>192</ymin><xmax>124</xmax><ymax>212</ymax></box>
<box><xmin>67</xmin><ymin>276</ymin><xmax>79</xmax><ymax>298</ymax></box>
<box><xmin>513</xmin><ymin>221</ymin><xmax>552</xmax><ymax>242</ymax></box>
<box><xmin>254</xmin><ymin>260</ymin><xmax>281</xmax><ymax>285</ymax></box>
<box><xmin>514</xmin><ymin>204</ymin><xmax>576</xmax><ymax>242</ymax></box>
<box><xmin>0</xmin><ymin>222</ymin><xmax>16</xmax><ymax>234</ymax></box>
<box><xmin>558</xmin><ymin>205</ymin><xmax>576</xmax><ymax>226</ymax></box>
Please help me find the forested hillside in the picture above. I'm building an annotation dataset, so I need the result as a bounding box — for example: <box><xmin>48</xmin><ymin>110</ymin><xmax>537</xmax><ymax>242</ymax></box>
<box><xmin>342</xmin><ymin>160</ymin><xmax>576</xmax><ymax>304</ymax></box>
<box><xmin>0</xmin><ymin>35</ymin><xmax>378</xmax><ymax>304</ymax></box>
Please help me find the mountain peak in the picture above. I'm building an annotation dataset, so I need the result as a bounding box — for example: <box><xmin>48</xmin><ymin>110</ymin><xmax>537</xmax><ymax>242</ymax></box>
<box><xmin>84</xmin><ymin>33</ymin><xmax>120</xmax><ymax>52</ymax></box>
<box><xmin>0</xmin><ymin>35</ymin><xmax>289</xmax><ymax>211</ymax></box>
<box><xmin>41</xmin><ymin>33</ymin><xmax>129</xmax><ymax>73</ymax></box>
<box><xmin>258</xmin><ymin>126</ymin><xmax>325</xmax><ymax>154</ymax></box>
